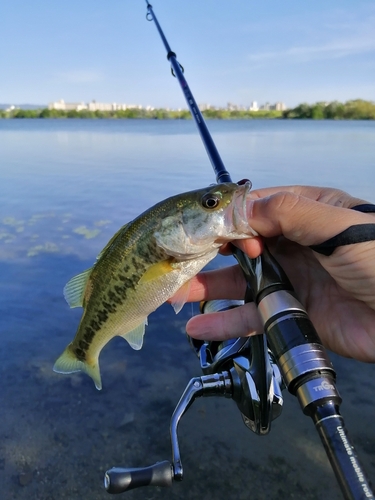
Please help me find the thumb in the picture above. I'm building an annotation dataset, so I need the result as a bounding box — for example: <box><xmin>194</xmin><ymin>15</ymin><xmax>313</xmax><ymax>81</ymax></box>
<box><xmin>246</xmin><ymin>191</ymin><xmax>374</xmax><ymax>247</ymax></box>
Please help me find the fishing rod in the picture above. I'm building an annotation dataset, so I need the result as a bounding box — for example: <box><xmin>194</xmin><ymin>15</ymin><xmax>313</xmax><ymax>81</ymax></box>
<box><xmin>104</xmin><ymin>2</ymin><xmax>374</xmax><ymax>498</ymax></box>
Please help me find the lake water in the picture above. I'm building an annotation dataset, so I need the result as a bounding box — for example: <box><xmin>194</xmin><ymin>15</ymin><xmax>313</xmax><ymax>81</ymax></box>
<box><xmin>1</xmin><ymin>119</ymin><xmax>375</xmax><ymax>499</ymax></box>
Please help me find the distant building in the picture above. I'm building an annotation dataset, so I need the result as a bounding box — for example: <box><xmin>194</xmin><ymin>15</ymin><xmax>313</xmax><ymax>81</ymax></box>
<box><xmin>5</xmin><ymin>105</ymin><xmax>17</xmax><ymax>112</ymax></box>
<box><xmin>260</xmin><ymin>102</ymin><xmax>270</xmax><ymax>111</ymax></box>
<box><xmin>199</xmin><ymin>103</ymin><xmax>212</xmax><ymax>111</ymax></box>
<box><xmin>226</xmin><ymin>102</ymin><xmax>248</xmax><ymax>111</ymax></box>
<box><xmin>48</xmin><ymin>99</ymin><xmax>144</xmax><ymax>112</ymax></box>
<box><xmin>48</xmin><ymin>99</ymin><xmax>87</xmax><ymax>111</ymax></box>
<box><xmin>224</xmin><ymin>101</ymin><xmax>287</xmax><ymax>112</ymax></box>
<box><xmin>87</xmin><ymin>101</ymin><xmax>145</xmax><ymax>111</ymax></box>
<box><xmin>47</xmin><ymin>99</ymin><xmax>287</xmax><ymax>114</ymax></box>
<box><xmin>87</xmin><ymin>101</ymin><xmax>114</xmax><ymax>112</ymax></box>
<box><xmin>272</xmin><ymin>102</ymin><xmax>287</xmax><ymax>111</ymax></box>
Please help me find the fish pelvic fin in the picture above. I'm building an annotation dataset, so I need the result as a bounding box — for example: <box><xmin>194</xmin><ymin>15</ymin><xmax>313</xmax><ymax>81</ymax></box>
<box><xmin>53</xmin><ymin>344</ymin><xmax>102</xmax><ymax>390</ymax></box>
<box><xmin>63</xmin><ymin>268</ymin><xmax>93</xmax><ymax>308</ymax></box>
<box><xmin>171</xmin><ymin>279</ymin><xmax>191</xmax><ymax>314</ymax></box>
<box><xmin>119</xmin><ymin>320</ymin><xmax>147</xmax><ymax>350</ymax></box>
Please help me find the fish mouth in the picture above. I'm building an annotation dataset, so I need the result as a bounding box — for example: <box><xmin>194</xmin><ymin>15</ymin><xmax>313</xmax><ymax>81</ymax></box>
<box><xmin>231</xmin><ymin>181</ymin><xmax>258</xmax><ymax>236</ymax></box>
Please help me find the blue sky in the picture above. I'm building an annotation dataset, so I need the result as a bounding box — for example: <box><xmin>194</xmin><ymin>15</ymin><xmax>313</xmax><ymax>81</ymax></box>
<box><xmin>1</xmin><ymin>0</ymin><xmax>374</xmax><ymax>108</ymax></box>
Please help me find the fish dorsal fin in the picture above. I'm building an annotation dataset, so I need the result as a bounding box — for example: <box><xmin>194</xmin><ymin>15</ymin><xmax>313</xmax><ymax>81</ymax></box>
<box><xmin>96</xmin><ymin>222</ymin><xmax>130</xmax><ymax>261</ymax></box>
<box><xmin>138</xmin><ymin>259</ymin><xmax>174</xmax><ymax>284</ymax></box>
<box><xmin>171</xmin><ymin>279</ymin><xmax>191</xmax><ymax>314</ymax></box>
<box><xmin>119</xmin><ymin>321</ymin><xmax>147</xmax><ymax>350</ymax></box>
<box><xmin>63</xmin><ymin>268</ymin><xmax>92</xmax><ymax>308</ymax></box>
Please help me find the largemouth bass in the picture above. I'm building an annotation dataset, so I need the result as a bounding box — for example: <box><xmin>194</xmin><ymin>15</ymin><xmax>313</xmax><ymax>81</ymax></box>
<box><xmin>53</xmin><ymin>182</ymin><xmax>256</xmax><ymax>389</ymax></box>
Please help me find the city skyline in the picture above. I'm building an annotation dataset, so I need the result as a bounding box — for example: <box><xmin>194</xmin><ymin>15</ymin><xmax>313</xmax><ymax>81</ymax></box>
<box><xmin>1</xmin><ymin>1</ymin><xmax>374</xmax><ymax>108</ymax></box>
<box><xmin>1</xmin><ymin>99</ymin><xmax>288</xmax><ymax>112</ymax></box>
<box><xmin>46</xmin><ymin>99</ymin><xmax>287</xmax><ymax>112</ymax></box>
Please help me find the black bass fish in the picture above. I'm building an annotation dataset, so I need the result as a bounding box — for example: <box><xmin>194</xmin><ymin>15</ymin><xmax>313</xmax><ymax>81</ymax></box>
<box><xmin>53</xmin><ymin>182</ymin><xmax>256</xmax><ymax>389</ymax></box>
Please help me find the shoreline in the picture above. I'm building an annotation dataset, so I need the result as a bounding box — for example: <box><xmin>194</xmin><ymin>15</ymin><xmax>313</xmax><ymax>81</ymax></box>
<box><xmin>1</xmin><ymin>100</ymin><xmax>375</xmax><ymax>121</ymax></box>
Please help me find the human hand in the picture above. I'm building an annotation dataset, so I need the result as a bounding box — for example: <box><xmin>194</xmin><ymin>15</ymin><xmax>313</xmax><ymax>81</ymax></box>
<box><xmin>184</xmin><ymin>186</ymin><xmax>375</xmax><ymax>362</ymax></box>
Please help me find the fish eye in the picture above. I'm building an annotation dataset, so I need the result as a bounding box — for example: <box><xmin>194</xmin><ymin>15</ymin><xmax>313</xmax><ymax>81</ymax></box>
<box><xmin>201</xmin><ymin>193</ymin><xmax>220</xmax><ymax>209</ymax></box>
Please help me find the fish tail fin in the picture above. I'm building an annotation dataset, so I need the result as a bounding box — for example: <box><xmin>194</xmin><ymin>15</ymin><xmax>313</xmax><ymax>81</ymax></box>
<box><xmin>53</xmin><ymin>344</ymin><xmax>102</xmax><ymax>391</ymax></box>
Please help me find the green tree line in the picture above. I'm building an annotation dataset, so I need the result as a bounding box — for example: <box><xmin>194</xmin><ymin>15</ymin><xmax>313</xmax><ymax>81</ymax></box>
<box><xmin>1</xmin><ymin>100</ymin><xmax>374</xmax><ymax>119</ymax></box>
<box><xmin>0</xmin><ymin>107</ymin><xmax>192</xmax><ymax>119</ymax></box>
<box><xmin>283</xmin><ymin>100</ymin><xmax>375</xmax><ymax>120</ymax></box>
<box><xmin>0</xmin><ymin>107</ymin><xmax>281</xmax><ymax>120</ymax></box>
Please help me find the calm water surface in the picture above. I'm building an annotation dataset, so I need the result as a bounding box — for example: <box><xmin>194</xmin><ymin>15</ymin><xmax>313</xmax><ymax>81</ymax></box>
<box><xmin>1</xmin><ymin>119</ymin><xmax>375</xmax><ymax>499</ymax></box>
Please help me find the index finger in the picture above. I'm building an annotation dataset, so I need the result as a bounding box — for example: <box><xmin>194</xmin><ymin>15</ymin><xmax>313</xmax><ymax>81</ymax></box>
<box><xmin>176</xmin><ymin>265</ymin><xmax>247</xmax><ymax>303</ymax></box>
<box><xmin>249</xmin><ymin>185</ymin><xmax>369</xmax><ymax>209</ymax></box>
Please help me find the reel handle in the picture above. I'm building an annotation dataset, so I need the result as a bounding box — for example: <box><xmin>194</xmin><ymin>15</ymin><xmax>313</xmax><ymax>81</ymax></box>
<box><xmin>104</xmin><ymin>461</ymin><xmax>173</xmax><ymax>493</ymax></box>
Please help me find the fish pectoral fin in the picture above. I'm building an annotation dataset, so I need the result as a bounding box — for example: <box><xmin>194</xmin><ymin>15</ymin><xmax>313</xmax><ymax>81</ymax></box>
<box><xmin>138</xmin><ymin>259</ymin><xmax>175</xmax><ymax>284</ymax></box>
<box><xmin>171</xmin><ymin>280</ymin><xmax>191</xmax><ymax>314</ymax></box>
<box><xmin>120</xmin><ymin>321</ymin><xmax>147</xmax><ymax>350</ymax></box>
<box><xmin>63</xmin><ymin>267</ymin><xmax>93</xmax><ymax>308</ymax></box>
<box><xmin>53</xmin><ymin>345</ymin><xmax>102</xmax><ymax>390</ymax></box>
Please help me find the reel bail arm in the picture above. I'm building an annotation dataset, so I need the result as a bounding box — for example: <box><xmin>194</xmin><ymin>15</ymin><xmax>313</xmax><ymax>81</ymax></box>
<box><xmin>104</xmin><ymin>373</ymin><xmax>231</xmax><ymax>493</ymax></box>
<box><xmin>105</xmin><ymin>360</ymin><xmax>283</xmax><ymax>494</ymax></box>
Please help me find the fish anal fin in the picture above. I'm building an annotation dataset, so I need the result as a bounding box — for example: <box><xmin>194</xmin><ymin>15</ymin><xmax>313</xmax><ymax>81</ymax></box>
<box><xmin>53</xmin><ymin>344</ymin><xmax>102</xmax><ymax>390</ymax></box>
<box><xmin>171</xmin><ymin>280</ymin><xmax>191</xmax><ymax>314</ymax></box>
<box><xmin>63</xmin><ymin>268</ymin><xmax>93</xmax><ymax>308</ymax></box>
<box><xmin>120</xmin><ymin>321</ymin><xmax>147</xmax><ymax>350</ymax></box>
<box><xmin>139</xmin><ymin>259</ymin><xmax>174</xmax><ymax>284</ymax></box>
